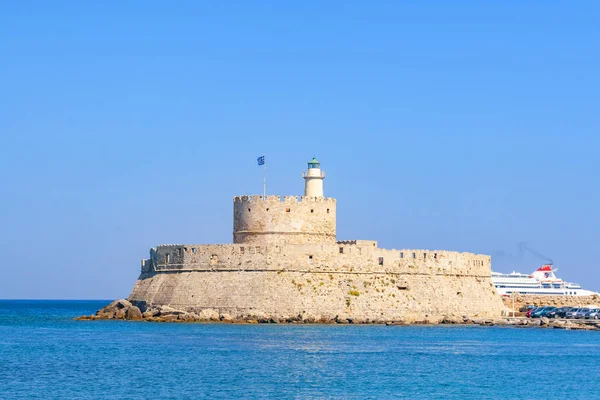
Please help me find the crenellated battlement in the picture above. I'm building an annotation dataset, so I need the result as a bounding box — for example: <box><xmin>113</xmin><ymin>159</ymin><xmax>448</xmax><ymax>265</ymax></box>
<box><xmin>300</xmin><ymin>196</ymin><xmax>336</xmax><ymax>203</ymax></box>
<box><xmin>233</xmin><ymin>195</ymin><xmax>336</xmax><ymax>204</ymax></box>
<box><xmin>337</xmin><ymin>240</ymin><xmax>378</xmax><ymax>247</ymax></box>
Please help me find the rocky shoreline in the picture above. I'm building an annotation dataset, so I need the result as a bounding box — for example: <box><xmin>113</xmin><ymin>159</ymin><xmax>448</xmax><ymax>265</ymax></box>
<box><xmin>74</xmin><ymin>299</ymin><xmax>600</xmax><ymax>331</ymax></box>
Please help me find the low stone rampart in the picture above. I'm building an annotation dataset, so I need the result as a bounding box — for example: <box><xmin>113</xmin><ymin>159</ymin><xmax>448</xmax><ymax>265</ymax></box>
<box><xmin>142</xmin><ymin>243</ymin><xmax>492</xmax><ymax>277</ymax></box>
<box><xmin>502</xmin><ymin>294</ymin><xmax>600</xmax><ymax>311</ymax></box>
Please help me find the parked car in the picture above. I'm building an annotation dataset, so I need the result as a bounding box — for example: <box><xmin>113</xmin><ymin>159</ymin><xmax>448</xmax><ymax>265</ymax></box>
<box><xmin>546</xmin><ymin>307</ymin><xmax>572</xmax><ymax>318</ymax></box>
<box><xmin>566</xmin><ymin>308</ymin><xmax>581</xmax><ymax>319</ymax></box>
<box><xmin>574</xmin><ymin>308</ymin><xmax>590</xmax><ymax>319</ymax></box>
<box><xmin>542</xmin><ymin>306</ymin><xmax>557</xmax><ymax>317</ymax></box>
<box><xmin>585</xmin><ymin>308</ymin><xmax>600</xmax><ymax>319</ymax></box>
<box><xmin>526</xmin><ymin>307</ymin><xmax>539</xmax><ymax>318</ymax></box>
<box><xmin>532</xmin><ymin>307</ymin><xmax>556</xmax><ymax>318</ymax></box>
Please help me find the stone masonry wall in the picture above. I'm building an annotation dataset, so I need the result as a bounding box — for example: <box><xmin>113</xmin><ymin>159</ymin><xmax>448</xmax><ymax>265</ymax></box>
<box><xmin>233</xmin><ymin>195</ymin><xmax>336</xmax><ymax>245</ymax></box>
<box><xmin>142</xmin><ymin>243</ymin><xmax>491</xmax><ymax>276</ymax></box>
<box><xmin>502</xmin><ymin>294</ymin><xmax>600</xmax><ymax>311</ymax></box>
<box><xmin>132</xmin><ymin>243</ymin><xmax>504</xmax><ymax>321</ymax></box>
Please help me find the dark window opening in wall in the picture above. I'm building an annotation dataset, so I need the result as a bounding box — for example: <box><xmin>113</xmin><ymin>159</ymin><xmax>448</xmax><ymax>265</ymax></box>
<box><xmin>400</xmin><ymin>252</ymin><xmax>404</xmax><ymax>258</ymax></box>
<box><xmin>339</xmin><ymin>247</ymin><xmax>344</xmax><ymax>254</ymax></box>
<box><xmin>412</xmin><ymin>253</ymin><xmax>416</xmax><ymax>259</ymax></box>
<box><xmin>286</xmin><ymin>208</ymin><xmax>291</xmax><ymax>213</ymax></box>
<box><xmin>311</xmin><ymin>209</ymin><xmax>314</xmax><ymax>213</ymax></box>
<box><xmin>266</xmin><ymin>208</ymin><xmax>269</xmax><ymax>212</ymax></box>
<box><xmin>378</xmin><ymin>257</ymin><xmax>384</xmax><ymax>266</ymax></box>
<box><xmin>434</xmin><ymin>253</ymin><xmax>437</xmax><ymax>259</ymax></box>
<box><xmin>192</xmin><ymin>248</ymin><xmax>197</xmax><ymax>254</ymax></box>
<box><xmin>178</xmin><ymin>248</ymin><xmax>182</xmax><ymax>256</ymax></box>
<box><xmin>424</xmin><ymin>253</ymin><xmax>427</xmax><ymax>258</ymax></box>
<box><xmin>240</xmin><ymin>247</ymin><xmax>245</xmax><ymax>254</ymax></box>
<box><xmin>165</xmin><ymin>254</ymin><xmax>170</xmax><ymax>264</ymax></box>
<box><xmin>327</xmin><ymin>209</ymin><xmax>330</xmax><ymax>214</ymax></box>
<box><xmin>248</xmin><ymin>208</ymin><xmax>251</xmax><ymax>212</ymax></box>
<box><xmin>309</xmin><ymin>255</ymin><xmax>313</xmax><ymax>264</ymax></box>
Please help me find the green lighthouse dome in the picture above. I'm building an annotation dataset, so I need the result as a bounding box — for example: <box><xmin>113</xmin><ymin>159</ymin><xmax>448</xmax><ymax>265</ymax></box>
<box><xmin>308</xmin><ymin>157</ymin><xmax>320</xmax><ymax>169</ymax></box>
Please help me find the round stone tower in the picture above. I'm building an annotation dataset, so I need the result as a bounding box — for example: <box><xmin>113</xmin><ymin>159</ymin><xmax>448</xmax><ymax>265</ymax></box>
<box><xmin>233</xmin><ymin>158</ymin><xmax>336</xmax><ymax>245</ymax></box>
<box><xmin>303</xmin><ymin>157</ymin><xmax>325</xmax><ymax>197</ymax></box>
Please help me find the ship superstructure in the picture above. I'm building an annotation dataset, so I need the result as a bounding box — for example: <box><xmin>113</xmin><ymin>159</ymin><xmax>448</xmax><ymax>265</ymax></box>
<box><xmin>492</xmin><ymin>264</ymin><xmax>598</xmax><ymax>296</ymax></box>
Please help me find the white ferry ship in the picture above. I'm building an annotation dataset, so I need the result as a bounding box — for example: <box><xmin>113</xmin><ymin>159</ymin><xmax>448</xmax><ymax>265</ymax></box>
<box><xmin>492</xmin><ymin>264</ymin><xmax>598</xmax><ymax>296</ymax></box>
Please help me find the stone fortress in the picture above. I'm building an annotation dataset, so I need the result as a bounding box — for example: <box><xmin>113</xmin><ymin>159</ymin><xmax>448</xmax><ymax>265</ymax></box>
<box><xmin>128</xmin><ymin>158</ymin><xmax>505</xmax><ymax>322</ymax></box>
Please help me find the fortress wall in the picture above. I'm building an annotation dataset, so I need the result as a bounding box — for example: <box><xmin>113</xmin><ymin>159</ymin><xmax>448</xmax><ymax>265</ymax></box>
<box><xmin>374</xmin><ymin>248</ymin><xmax>491</xmax><ymax>277</ymax></box>
<box><xmin>233</xmin><ymin>195</ymin><xmax>336</xmax><ymax>245</ymax></box>
<box><xmin>129</xmin><ymin>270</ymin><xmax>502</xmax><ymax>321</ymax></box>
<box><xmin>146</xmin><ymin>243</ymin><xmax>491</xmax><ymax>277</ymax></box>
<box><xmin>132</xmin><ymin>243</ymin><xmax>504</xmax><ymax>320</ymax></box>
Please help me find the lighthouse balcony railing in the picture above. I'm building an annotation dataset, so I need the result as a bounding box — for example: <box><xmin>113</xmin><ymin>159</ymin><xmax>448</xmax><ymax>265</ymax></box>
<box><xmin>302</xmin><ymin>171</ymin><xmax>325</xmax><ymax>178</ymax></box>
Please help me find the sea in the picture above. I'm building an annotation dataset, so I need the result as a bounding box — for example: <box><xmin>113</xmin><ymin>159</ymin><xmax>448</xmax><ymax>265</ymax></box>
<box><xmin>1</xmin><ymin>301</ymin><xmax>599</xmax><ymax>399</ymax></box>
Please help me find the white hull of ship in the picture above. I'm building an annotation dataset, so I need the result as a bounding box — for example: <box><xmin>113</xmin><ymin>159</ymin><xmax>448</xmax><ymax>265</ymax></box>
<box><xmin>495</xmin><ymin>287</ymin><xmax>598</xmax><ymax>297</ymax></box>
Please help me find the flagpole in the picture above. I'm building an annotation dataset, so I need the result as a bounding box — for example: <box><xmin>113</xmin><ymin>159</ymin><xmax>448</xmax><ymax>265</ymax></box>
<box><xmin>263</xmin><ymin>154</ymin><xmax>266</xmax><ymax>198</ymax></box>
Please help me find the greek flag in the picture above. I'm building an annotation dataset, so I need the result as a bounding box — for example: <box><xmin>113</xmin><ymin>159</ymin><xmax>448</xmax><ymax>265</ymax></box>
<box><xmin>257</xmin><ymin>155</ymin><xmax>265</xmax><ymax>166</ymax></box>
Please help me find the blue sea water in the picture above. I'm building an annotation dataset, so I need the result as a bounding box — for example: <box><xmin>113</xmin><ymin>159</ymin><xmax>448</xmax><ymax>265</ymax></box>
<box><xmin>0</xmin><ymin>301</ymin><xmax>599</xmax><ymax>399</ymax></box>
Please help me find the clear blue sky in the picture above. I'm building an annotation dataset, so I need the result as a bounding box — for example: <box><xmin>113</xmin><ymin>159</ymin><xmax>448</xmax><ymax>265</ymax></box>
<box><xmin>1</xmin><ymin>2</ymin><xmax>599</xmax><ymax>299</ymax></box>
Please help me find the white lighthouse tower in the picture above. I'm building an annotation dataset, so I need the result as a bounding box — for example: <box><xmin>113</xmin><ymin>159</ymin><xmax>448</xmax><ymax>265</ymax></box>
<box><xmin>303</xmin><ymin>157</ymin><xmax>325</xmax><ymax>197</ymax></box>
